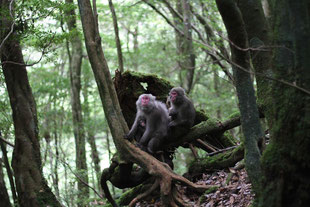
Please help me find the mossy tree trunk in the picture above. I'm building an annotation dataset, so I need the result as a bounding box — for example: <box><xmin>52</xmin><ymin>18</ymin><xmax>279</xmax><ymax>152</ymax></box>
<box><xmin>258</xmin><ymin>0</ymin><xmax>310</xmax><ymax>206</ymax></box>
<box><xmin>216</xmin><ymin>0</ymin><xmax>263</xmax><ymax>195</ymax></box>
<box><xmin>0</xmin><ymin>1</ymin><xmax>61</xmax><ymax>206</ymax></box>
<box><xmin>237</xmin><ymin>0</ymin><xmax>273</xmax><ymax>128</ymax></box>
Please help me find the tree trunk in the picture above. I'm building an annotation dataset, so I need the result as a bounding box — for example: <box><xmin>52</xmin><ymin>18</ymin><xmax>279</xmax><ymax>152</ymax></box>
<box><xmin>172</xmin><ymin>0</ymin><xmax>195</xmax><ymax>93</ymax></box>
<box><xmin>133</xmin><ymin>26</ymin><xmax>139</xmax><ymax>71</ymax></box>
<box><xmin>237</xmin><ymin>0</ymin><xmax>273</xmax><ymax>125</ymax></box>
<box><xmin>82</xmin><ymin>81</ymin><xmax>101</xmax><ymax>191</ymax></box>
<box><xmin>0</xmin><ymin>132</ymin><xmax>17</xmax><ymax>204</ymax></box>
<box><xmin>65</xmin><ymin>0</ymin><xmax>89</xmax><ymax>204</ymax></box>
<box><xmin>258</xmin><ymin>0</ymin><xmax>310</xmax><ymax>206</ymax></box>
<box><xmin>180</xmin><ymin>0</ymin><xmax>195</xmax><ymax>93</ymax></box>
<box><xmin>0</xmin><ymin>1</ymin><xmax>61</xmax><ymax>206</ymax></box>
<box><xmin>108</xmin><ymin>0</ymin><xmax>124</xmax><ymax>72</ymax></box>
<box><xmin>0</xmin><ymin>158</ymin><xmax>11</xmax><ymax>207</ymax></box>
<box><xmin>216</xmin><ymin>0</ymin><xmax>263</xmax><ymax>194</ymax></box>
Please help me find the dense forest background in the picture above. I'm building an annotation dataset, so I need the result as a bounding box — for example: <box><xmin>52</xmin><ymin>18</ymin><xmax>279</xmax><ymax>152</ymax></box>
<box><xmin>0</xmin><ymin>0</ymin><xmax>309</xmax><ymax>206</ymax></box>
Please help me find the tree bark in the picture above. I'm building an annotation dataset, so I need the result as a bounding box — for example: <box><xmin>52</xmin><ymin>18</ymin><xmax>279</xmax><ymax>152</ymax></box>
<box><xmin>237</xmin><ymin>0</ymin><xmax>273</xmax><ymax>126</ymax></box>
<box><xmin>65</xmin><ymin>0</ymin><xmax>89</xmax><ymax>204</ymax></box>
<box><xmin>180</xmin><ymin>0</ymin><xmax>195</xmax><ymax>93</ymax></box>
<box><xmin>216</xmin><ymin>0</ymin><xmax>263</xmax><ymax>194</ymax></box>
<box><xmin>0</xmin><ymin>1</ymin><xmax>61</xmax><ymax>206</ymax></box>
<box><xmin>108</xmin><ymin>0</ymin><xmax>124</xmax><ymax>72</ymax></box>
<box><xmin>258</xmin><ymin>0</ymin><xmax>310</xmax><ymax>206</ymax></box>
<box><xmin>0</xmin><ymin>132</ymin><xmax>17</xmax><ymax>204</ymax></box>
<box><xmin>0</xmin><ymin>158</ymin><xmax>12</xmax><ymax>207</ymax></box>
<box><xmin>171</xmin><ymin>0</ymin><xmax>195</xmax><ymax>93</ymax></box>
<box><xmin>82</xmin><ymin>79</ymin><xmax>101</xmax><ymax>191</ymax></box>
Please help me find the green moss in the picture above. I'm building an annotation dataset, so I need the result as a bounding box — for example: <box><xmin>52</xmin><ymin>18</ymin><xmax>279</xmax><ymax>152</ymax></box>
<box><xmin>194</xmin><ymin>109</ymin><xmax>210</xmax><ymax>123</ymax></box>
<box><xmin>227</xmin><ymin>111</ymin><xmax>240</xmax><ymax>120</ymax></box>
<box><xmin>123</xmin><ymin>70</ymin><xmax>172</xmax><ymax>89</ymax></box>
<box><xmin>188</xmin><ymin>144</ymin><xmax>244</xmax><ymax>174</ymax></box>
<box><xmin>225</xmin><ymin>173</ymin><xmax>233</xmax><ymax>185</ymax></box>
<box><xmin>205</xmin><ymin>117</ymin><xmax>219</xmax><ymax>128</ymax></box>
<box><xmin>221</xmin><ymin>131</ymin><xmax>237</xmax><ymax>146</ymax></box>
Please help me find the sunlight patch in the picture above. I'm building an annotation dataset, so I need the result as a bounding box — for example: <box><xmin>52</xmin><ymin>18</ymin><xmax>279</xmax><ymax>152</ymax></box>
<box><xmin>140</xmin><ymin>82</ymin><xmax>148</xmax><ymax>90</ymax></box>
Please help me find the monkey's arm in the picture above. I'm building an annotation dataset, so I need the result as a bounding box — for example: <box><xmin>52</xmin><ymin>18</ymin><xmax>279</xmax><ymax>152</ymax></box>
<box><xmin>124</xmin><ymin>115</ymin><xmax>140</xmax><ymax>139</ymax></box>
<box><xmin>169</xmin><ymin>119</ymin><xmax>188</xmax><ymax>127</ymax></box>
<box><xmin>169</xmin><ymin>108</ymin><xmax>177</xmax><ymax>117</ymax></box>
<box><xmin>169</xmin><ymin>103</ymin><xmax>194</xmax><ymax>128</ymax></box>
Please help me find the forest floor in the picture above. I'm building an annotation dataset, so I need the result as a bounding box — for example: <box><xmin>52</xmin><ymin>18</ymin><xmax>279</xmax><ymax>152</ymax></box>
<box><xmin>136</xmin><ymin>167</ymin><xmax>254</xmax><ymax>207</ymax></box>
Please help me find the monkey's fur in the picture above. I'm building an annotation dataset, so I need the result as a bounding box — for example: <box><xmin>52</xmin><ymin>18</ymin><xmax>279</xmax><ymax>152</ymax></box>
<box><xmin>125</xmin><ymin>94</ymin><xmax>169</xmax><ymax>154</ymax></box>
<box><xmin>167</xmin><ymin>87</ymin><xmax>195</xmax><ymax>142</ymax></box>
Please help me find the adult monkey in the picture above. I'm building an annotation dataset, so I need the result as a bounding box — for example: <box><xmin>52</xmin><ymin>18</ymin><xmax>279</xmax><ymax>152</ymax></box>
<box><xmin>166</xmin><ymin>87</ymin><xmax>196</xmax><ymax>143</ymax></box>
<box><xmin>125</xmin><ymin>94</ymin><xmax>169</xmax><ymax>154</ymax></box>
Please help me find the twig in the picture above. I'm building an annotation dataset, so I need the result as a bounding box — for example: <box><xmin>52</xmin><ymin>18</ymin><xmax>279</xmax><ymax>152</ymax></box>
<box><xmin>196</xmin><ymin>139</ymin><xmax>217</xmax><ymax>152</ymax></box>
<box><xmin>0</xmin><ymin>0</ymin><xmax>15</xmax><ymax>50</ymax></box>
<box><xmin>207</xmin><ymin>146</ymin><xmax>237</xmax><ymax>156</ymax></box>
<box><xmin>143</xmin><ymin>0</ymin><xmax>310</xmax><ymax>96</ymax></box>
<box><xmin>49</xmin><ymin>148</ymin><xmax>103</xmax><ymax>199</ymax></box>
<box><xmin>0</xmin><ymin>136</ymin><xmax>14</xmax><ymax>148</ymax></box>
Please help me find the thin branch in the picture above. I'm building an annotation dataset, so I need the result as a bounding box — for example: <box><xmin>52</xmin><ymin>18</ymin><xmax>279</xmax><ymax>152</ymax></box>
<box><xmin>143</xmin><ymin>0</ymin><xmax>233</xmax><ymax>82</ymax></box>
<box><xmin>0</xmin><ymin>0</ymin><xmax>15</xmax><ymax>50</ymax></box>
<box><xmin>142</xmin><ymin>0</ymin><xmax>185</xmax><ymax>36</ymax></box>
<box><xmin>50</xmin><ymin>149</ymin><xmax>103</xmax><ymax>199</ymax></box>
<box><xmin>207</xmin><ymin>146</ymin><xmax>237</xmax><ymax>156</ymax></box>
<box><xmin>1</xmin><ymin>33</ymin><xmax>55</xmax><ymax>67</ymax></box>
<box><xmin>172</xmin><ymin>173</ymin><xmax>218</xmax><ymax>192</ymax></box>
<box><xmin>144</xmin><ymin>0</ymin><xmax>309</xmax><ymax>95</ymax></box>
<box><xmin>196</xmin><ymin>139</ymin><xmax>217</xmax><ymax>152</ymax></box>
<box><xmin>0</xmin><ymin>136</ymin><xmax>14</xmax><ymax>148</ymax></box>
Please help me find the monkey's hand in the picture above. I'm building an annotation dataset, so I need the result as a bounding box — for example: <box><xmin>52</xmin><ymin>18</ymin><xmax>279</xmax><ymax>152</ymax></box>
<box><xmin>124</xmin><ymin>133</ymin><xmax>133</xmax><ymax>140</ymax></box>
<box><xmin>136</xmin><ymin>142</ymin><xmax>147</xmax><ymax>152</ymax></box>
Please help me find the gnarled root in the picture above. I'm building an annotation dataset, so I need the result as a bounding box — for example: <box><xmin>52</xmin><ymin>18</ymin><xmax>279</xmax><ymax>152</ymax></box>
<box><xmin>129</xmin><ymin>179</ymin><xmax>160</xmax><ymax>207</ymax></box>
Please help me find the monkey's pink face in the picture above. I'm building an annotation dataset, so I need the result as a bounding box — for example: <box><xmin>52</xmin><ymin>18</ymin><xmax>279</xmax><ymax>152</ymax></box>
<box><xmin>141</xmin><ymin>96</ymin><xmax>150</xmax><ymax>106</ymax></box>
<box><xmin>170</xmin><ymin>91</ymin><xmax>178</xmax><ymax>102</ymax></box>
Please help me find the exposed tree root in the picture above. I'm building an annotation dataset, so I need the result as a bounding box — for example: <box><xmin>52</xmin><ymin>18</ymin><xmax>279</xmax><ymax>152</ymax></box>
<box><xmin>172</xmin><ymin>186</ymin><xmax>190</xmax><ymax>207</ymax></box>
<box><xmin>129</xmin><ymin>179</ymin><xmax>159</xmax><ymax>207</ymax></box>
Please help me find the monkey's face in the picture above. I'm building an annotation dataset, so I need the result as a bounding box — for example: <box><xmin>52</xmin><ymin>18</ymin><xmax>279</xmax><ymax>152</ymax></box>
<box><xmin>170</xmin><ymin>90</ymin><xmax>178</xmax><ymax>102</ymax></box>
<box><xmin>141</xmin><ymin>95</ymin><xmax>150</xmax><ymax>106</ymax></box>
<box><xmin>137</xmin><ymin>94</ymin><xmax>155</xmax><ymax>113</ymax></box>
<box><xmin>139</xmin><ymin>119</ymin><xmax>146</xmax><ymax>127</ymax></box>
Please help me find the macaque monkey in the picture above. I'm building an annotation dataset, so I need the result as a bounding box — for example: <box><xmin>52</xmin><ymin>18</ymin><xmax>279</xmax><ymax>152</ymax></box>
<box><xmin>167</xmin><ymin>87</ymin><xmax>195</xmax><ymax>141</ymax></box>
<box><xmin>125</xmin><ymin>94</ymin><xmax>169</xmax><ymax>154</ymax></box>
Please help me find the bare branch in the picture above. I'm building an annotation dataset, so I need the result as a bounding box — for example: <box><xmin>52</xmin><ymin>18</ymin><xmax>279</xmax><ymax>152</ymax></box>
<box><xmin>51</xmin><ymin>149</ymin><xmax>103</xmax><ymax>199</ymax></box>
<box><xmin>0</xmin><ymin>0</ymin><xmax>15</xmax><ymax>50</ymax></box>
<box><xmin>0</xmin><ymin>136</ymin><xmax>14</xmax><ymax>148</ymax></box>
